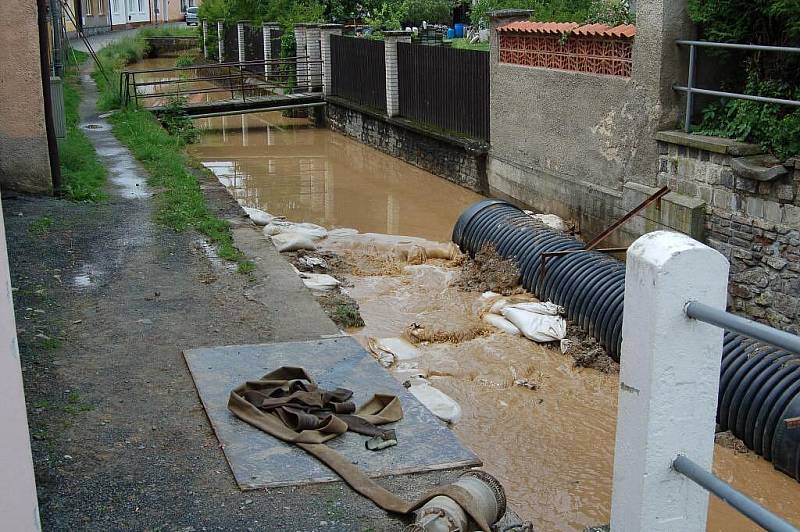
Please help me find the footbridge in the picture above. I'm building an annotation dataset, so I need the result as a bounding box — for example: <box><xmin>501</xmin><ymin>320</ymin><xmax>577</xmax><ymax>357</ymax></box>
<box><xmin>120</xmin><ymin>58</ymin><xmax>325</xmax><ymax>118</ymax></box>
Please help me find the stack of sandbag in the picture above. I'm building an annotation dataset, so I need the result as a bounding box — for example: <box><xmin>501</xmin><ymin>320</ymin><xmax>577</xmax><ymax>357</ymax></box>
<box><xmin>479</xmin><ymin>292</ymin><xmax>567</xmax><ymax>343</ymax></box>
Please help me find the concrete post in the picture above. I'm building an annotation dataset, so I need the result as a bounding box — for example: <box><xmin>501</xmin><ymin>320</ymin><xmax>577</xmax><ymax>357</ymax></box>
<box><xmin>202</xmin><ymin>20</ymin><xmax>208</xmax><ymax>59</ymax></box>
<box><xmin>610</xmin><ymin>231</ymin><xmax>729</xmax><ymax>532</ymax></box>
<box><xmin>217</xmin><ymin>20</ymin><xmax>224</xmax><ymax>64</ymax></box>
<box><xmin>0</xmin><ymin>198</ymin><xmax>41</xmax><ymax>531</ymax></box>
<box><xmin>319</xmin><ymin>24</ymin><xmax>343</xmax><ymax>97</ymax></box>
<box><xmin>262</xmin><ymin>22</ymin><xmax>280</xmax><ymax>80</ymax></box>
<box><xmin>237</xmin><ymin>22</ymin><xmax>246</xmax><ymax>64</ymax></box>
<box><xmin>294</xmin><ymin>24</ymin><xmax>308</xmax><ymax>92</ymax></box>
<box><xmin>306</xmin><ymin>25</ymin><xmax>322</xmax><ymax>90</ymax></box>
<box><xmin>383</xmin><ymin>30</ymin><xmax>412</xmax><ymax>118</ymax></box>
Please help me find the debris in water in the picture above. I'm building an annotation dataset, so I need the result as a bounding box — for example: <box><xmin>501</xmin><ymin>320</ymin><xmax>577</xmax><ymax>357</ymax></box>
<box><xmin>452</xmin><ymin>243</ymin><xmax>520</xmax><ymax>295</ymax></box>
<box><xmin>562</xmin><ymin>325</ymin><xmax>618</xmax><ymax>373</ymax></box>
<box><xmin>404</xmin><ymin>322</ymin><xmax>492</xmax><ymax>344</ymax></box>
<box><xmin>367</xmin><ymin>337</ymin><xmax>420</xmax><ymax>367</ymax></box>
<box><xmin>715</xmin><ymin>430</ymin><xmax>750</xmax><ymax>455</ymax></box>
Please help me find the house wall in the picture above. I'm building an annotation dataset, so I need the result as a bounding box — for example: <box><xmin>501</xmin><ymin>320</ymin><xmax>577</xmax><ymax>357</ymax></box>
<box><xmin>0</xmin><ymin>0</ymin><xmax>52</xmax><ymax>193</ymax></box>
<box><xmin>486</xmin><ymin>2</ymin><xmax>695</xmax><ymax>243</ymax></box>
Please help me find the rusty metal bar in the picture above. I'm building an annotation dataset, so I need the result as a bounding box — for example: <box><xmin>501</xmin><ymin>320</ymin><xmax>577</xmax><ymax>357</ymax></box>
<box><xmin>585</xmin><ymin>185</ymin><xmax>670</xmax><ymax>250</ymax></box>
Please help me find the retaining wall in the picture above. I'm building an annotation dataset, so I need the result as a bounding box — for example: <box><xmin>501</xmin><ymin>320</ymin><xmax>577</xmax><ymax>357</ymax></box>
<box><xmin>325</xmin><ymin>99</ymin><xmax>488</xmax><ymax>194</ymax></box>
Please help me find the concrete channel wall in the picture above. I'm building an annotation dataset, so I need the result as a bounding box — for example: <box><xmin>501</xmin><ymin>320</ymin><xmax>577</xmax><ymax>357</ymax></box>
<box><xmin>486</xmin><ymin>3</ymin><xmax>695</xmax><ymax>244</ymax></box>
<box><xmin>325</xmin><ymin>100</ymin><xmax>489</xmax><ymax>194</ymax></box>
<box><xmin>0</xmin><ymin>0</ymin><xmax>52</xmax><ymax>194</ymax></box>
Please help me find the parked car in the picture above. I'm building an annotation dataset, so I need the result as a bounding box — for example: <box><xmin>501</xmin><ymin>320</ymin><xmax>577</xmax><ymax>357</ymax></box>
<box><xmin>185</xmin><ymin>6</ymin><xmax>199</xmax><ymax>26</ymax></box>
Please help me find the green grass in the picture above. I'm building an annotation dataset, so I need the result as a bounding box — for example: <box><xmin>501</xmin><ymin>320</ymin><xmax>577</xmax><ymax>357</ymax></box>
<box><xmin>448</xmin><ymin>38</ymin><xmax>490</xmax><ymax>52</ymax></box>
<box><xmin>92</xmin><ymin>28</ymin><xmax>252</xmax><ymax>273</ymax></box>
<box><xmin>59</xmin><ymin>49</ymin><xmax>107</xmax><ymax>202</ymax></box>
<box><xmin>28</xmin><ymin>216</ymin><xmax>53</xmax><ymax>236</ymax></box>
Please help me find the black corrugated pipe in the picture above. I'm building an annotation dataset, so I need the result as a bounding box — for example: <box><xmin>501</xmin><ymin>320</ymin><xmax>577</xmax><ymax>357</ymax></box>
<box><xmin>453</xmin><ymin>199</ymin><xmax>800</xmax><ymax>482</ymax></box>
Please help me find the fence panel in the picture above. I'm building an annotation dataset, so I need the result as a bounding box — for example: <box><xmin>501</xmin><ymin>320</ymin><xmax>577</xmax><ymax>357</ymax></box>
<box><xmin>243</xmin><ymin>23</ymin><xmax>264</xmax><ymax>75</ymax></box>
<box><xmin>330</xmin><ymin>35</ymin><xmax>386</xmax><ymax>111</ymax></box>
<box><xmin>223</xmin><ymin>24</ymin><xmax>238</xmax><ymax>63</ymax></box>
<box><xmin>397</xmin><ymin>42</ymin><xmax>489</xmax><ymax>140</ymax></box>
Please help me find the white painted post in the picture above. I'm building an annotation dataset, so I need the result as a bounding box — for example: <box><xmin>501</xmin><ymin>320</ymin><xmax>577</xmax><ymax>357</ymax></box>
<box><xmin>202</xmin><ymin>20</ymin><xmax>208</xmax><ymax>58</ymax></box>
<box><xmin>383</xmin><ymin>30</ymin><xmax>412</xmax><ymax>117</ymax></box>
<box><xmin>0</xmin><ymin>198</ymin><xmax>41</xmax><ymax>531</ymax></box>
<box><xmin>294</xmin><ymin>24</ymin><xmax>308</xmax><ymax>92</ymax></box>
<box><xmin>319</xmin><ymin>24</ymin><xmax>342</xmax><ymax>97</ymax></box>
<box><xmin>262</xmin><ymin>22</ymin><xmax>280</xmax><ymax>80</ymax></box>
<box><xmin>610</xmin><ymin>231</ymin><xmax>729</xmax><ymax>532</ymax></box>
<box><xmin>217</xmin><ymin>20</ymin><xmax>224</xmax><ymax>64</ymax></box>
<box><xmin>237</xmin><ymin>22</ymin><xmax>246</xmax><ymax>64</ymax></box>
<box><xmin>306</xmin><ymin>25</ymin><xmax>322</xmax><ymax>90</ymax></box>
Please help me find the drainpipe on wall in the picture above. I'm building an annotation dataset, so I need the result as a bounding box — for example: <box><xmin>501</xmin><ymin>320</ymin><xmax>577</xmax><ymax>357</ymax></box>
<box><xmin>37</xmin><ymin>0</ymin><xmax>62</xmax><ymax>195</ymax></box>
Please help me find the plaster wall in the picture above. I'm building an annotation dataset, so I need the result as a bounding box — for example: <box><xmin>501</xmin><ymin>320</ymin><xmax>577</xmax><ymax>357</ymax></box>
<box><xmin>487</xmin><ymin>1</ymin><xmax>694</xmax><ymax>240</ymax></box>
<box><xmin>0</xmin><ymin>0</ymin><xmax>52</xmax><ymax>194</ymax></box>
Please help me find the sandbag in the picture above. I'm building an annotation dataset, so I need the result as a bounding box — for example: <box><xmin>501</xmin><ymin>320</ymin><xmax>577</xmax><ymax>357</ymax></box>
<box><xmin>272</xmin><ymin>233</ymin><xmax>317</xmax><ymax>252</ymax></box>
<box><xmin>482</xmin><ymin>313</ymin><xmax>521</xmax><ymax>336</ymax></box>
<box><xmin>243</xmin><ymin>206</ymin><xmax>277</xmax><ymax>226</ymax></box>
<box><xmin>265</xmin><ymin>221</ymin><xmax>328</xmax><ymax>240</ymax></box>
<box><xmin>294</xmin><ymin>269</ymin><xmax>340</xmax><ymax>291</ymax></box>
<box><xmin>404</xmin><ymin>376</ymin><xmax>462</xmax><ymax>424</ymax></box>
<box><xmin>262</xmin><ymin>224</ymin><xmax>283</xmax><ymax>237</ymax></box>
<box><xmin>505</xmin><ymin>301</ymin><xmax>563</xmax><ymax>316</ymax></box>
<box><xmin>501</xmin><ymin>307</ymin><xmax>566</xmax><ymax>343</ymax></box>
<box><xmin>368</xmin><ymin>337</ymin><xmax>420</xmax><ymax>367</ymax></box>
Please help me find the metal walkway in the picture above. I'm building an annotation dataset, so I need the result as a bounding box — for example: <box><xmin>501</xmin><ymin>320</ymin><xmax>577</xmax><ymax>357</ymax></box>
<box><xmin>149</xmin><ymin>93</ymin><xmax>325</xmax><ymax>118</ymax></box>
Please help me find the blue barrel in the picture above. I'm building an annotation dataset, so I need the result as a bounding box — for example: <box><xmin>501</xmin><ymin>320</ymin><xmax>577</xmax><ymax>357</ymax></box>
<box><xmin>447</xmin><ymin>28</ymin><xmax>455</xmax><ymax>39</ymax></box>
<box><xmin>454</xmin><ymin>23</ymin><xmax>465</xmax><ymax>38</ymax></box>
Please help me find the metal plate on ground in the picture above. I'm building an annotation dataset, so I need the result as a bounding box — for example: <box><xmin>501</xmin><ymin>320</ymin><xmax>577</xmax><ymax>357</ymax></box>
<box><xmin>184</xmin><ymin>336</ymin><xmax>481</xmax><ymax>489</ymax></box>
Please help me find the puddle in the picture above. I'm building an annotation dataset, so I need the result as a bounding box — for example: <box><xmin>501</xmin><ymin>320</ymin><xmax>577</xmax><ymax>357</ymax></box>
<box><xmin>80</xmin><ymin>122</ymin><xmax>110</xmax><ymax>131</ymax></box>
<box><xmin>194</xmin><ymin>239</ymin><xmax>237</xmax><ymax>273</ymax></box>
<box><xmin>71</xmin><ymin>263</ymin><xmax>103</xmax><ymax>289</ymax></box>
<box><xmin>173</xmin><ymin>94</ymin><xmax>800</xmax><ymax>529</ymax></box>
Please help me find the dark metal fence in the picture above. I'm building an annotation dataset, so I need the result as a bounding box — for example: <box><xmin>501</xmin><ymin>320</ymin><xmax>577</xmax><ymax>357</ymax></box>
<box><xmin>330</xmin><ymin>35</ymin><xmax>386</xmax><ymax>111</ymax></box>
<box><xmin>398</xmin><ymin>42</ymin><xmax>489</xmax><ymax>140</ymax></box>
<box><xmin>223</xmin><ymin>24</ymin><xmax>238</xmax><ymax>63</ymax></box>
<box><xmin>270</xmin><ymin>28</ymin><xmax>285</xmax><ymax>60</ymax></box>
<box><xmin>243</xmin><ymin>23</ymin><xmax>264</xmax><ymax>75</ymax></box>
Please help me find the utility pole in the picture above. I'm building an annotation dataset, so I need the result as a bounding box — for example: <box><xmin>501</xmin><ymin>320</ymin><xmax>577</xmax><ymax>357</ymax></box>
<box><xmin>50</xmin><ymin>0</ymin><xmax>63</xmax><ymax>77</ymax></box>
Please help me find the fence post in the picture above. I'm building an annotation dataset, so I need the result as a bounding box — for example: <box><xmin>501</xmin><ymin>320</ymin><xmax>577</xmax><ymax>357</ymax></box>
<box><xmin>319</xmin><ymin>24</ymin><xmax>342</xmax><ymax>97</ymax></box>
<box><xmin>383</xmin><ymin>30</ymin><xmax>412</xmax><ymax>118</ymax></box>
<box><xmin>610</xmin><ymin>231</ymin><xmax>729</xmax><ymax>531</ymax></box>
<box><xmin>306</xmin><ymin>24</ymin><xmax>321</xmax><ymax>90</ymax></box>
<box><xmin>262</xmin><ymin>22</ymin><xmax>280</xmax><ymax>80</ymax></box>
<box><xmin>202</xmin><ymin>20</ymin><xmax>208</xmax><ymax>59</ymax></box>
<box><xmin>237</xmin><ymin>21</ymin><xmax>246</xmax><ymax>64</ymax></box>
<box><xmin>294</xmin><ymin>24</ymin><xmax>308</xmax><ymax>92</ymax></box>
<box><xmin>217</xmin><ymin>20</ymin><xmax>224</xmax><ymax>64</ymax></box>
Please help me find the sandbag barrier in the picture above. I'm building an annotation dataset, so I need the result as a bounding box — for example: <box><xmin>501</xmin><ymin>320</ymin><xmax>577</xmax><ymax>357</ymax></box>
<box><xmin>453</xmin><ymin>199</ymin><xmax>800</xmax><ymax>481</ymax></box>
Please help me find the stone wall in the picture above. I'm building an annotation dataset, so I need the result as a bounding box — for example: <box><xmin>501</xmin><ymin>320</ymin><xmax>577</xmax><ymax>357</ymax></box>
<box><xmin>325</xmin><ymin>99</ymin><xmax>488</xmax><ymax>194</ymax></box>
<box><xmin>655</xmin><ymin>131</ymin><xmax>800</xmax><ymax>332</ymax></box>
<box><xmin>0</xmin><ymin>0</ymin><xmax>52</xmax><ymax>194</ymax></box>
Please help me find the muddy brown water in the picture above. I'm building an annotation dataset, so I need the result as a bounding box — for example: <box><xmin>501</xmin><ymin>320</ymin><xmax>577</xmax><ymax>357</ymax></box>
<box><xmin>147</xmin><ymin>72</ymin><xmax>800</xmax><ymax>528</ymax></box>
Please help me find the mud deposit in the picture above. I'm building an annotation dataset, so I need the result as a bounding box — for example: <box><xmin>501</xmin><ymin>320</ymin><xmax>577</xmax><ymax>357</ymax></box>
<box><xmin>190</xmin><ymin>109</ymin><xmax>800</xmax><ymax>530</ymax></box>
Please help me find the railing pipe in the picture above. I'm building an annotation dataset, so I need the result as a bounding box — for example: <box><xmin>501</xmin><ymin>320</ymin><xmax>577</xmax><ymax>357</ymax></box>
<box><xmin>684</xmin><ymin>44</ymin><xmax>696</xmax><ymax>132</ymax></box>
<box><xmin>673</xmin><ymin>85</ymin><xmax>800</xmax><ymax>108</ymax></box>
<box><xmin>673</xmin><ymin>455</ymin><xmax>799</xmax><ymax>532</ymax></box>
<box><xmin>676</xmin><ymin>40</ymin><xmax>800</xmax><ymax>54</ymax></box>
<box><xmin>685</xmin><ymin>301</ymin><xmax>800</xmax><ymax>355</ymax></box>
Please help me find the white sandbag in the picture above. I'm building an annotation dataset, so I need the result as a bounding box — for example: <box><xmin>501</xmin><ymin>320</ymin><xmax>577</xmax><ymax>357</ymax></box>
<box><xmin>393</xmin><ymin>367</ymin><xmax>426</xmax><ymax>382</ymax></box>
<box><xmin>374</xmin><ymin>337</ymin><xmax>419</xmax><ymax>361</ymax></box>
<box><xmin>243</xmin><ymin>206</ymin><xmax>276</xmax><ymax>226</ymax></box>
<box><xmin>405</xmin><ymin>376</ymin><xmax>462</xmax><ymax>424</ymax></box>
<box><xmin>505</xmin><ymin>301</ymin><xmax>564</xmax><ymax>316</ymax></box>
<box><xmin>272</xmin><ymin>232</ymin><xmax>317</xmax><ymax>252</ymax></box>
<box><xmin>482</xmin><ymin>313</ymin><xmax>521</xmax><ymax>336</ymax></box>
<box><xmin>481</xmin><ymin>291</ymin><xmax>501</xmax><ymax>299</ymax></box>
<box><xmin>262</xmin><ymin>224</ymin><xmax>283</xmax><ymax>237</ymax></box>
<box><xmin>288</xmin><ymin>222</ymin><xmax>328</xmax><ymax>240</ymax></box>
<box><xmin>501</xmin><ymin>307</ymin><xmax>567</xmax><ymax>342</ymax></box>
<box><xmin>327</xmin><ymin>228</ymin><xmax>359</xmax><ymax>237</ymax></box>
<box><xmin>297</xmin><ymin>271</ymin><xmax>340</xmax><ymax>291</ymax></box>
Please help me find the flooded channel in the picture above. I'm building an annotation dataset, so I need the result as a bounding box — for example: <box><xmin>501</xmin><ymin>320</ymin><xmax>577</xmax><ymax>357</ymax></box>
<box><xmin>184</xmin><ymin>107</ymin><xmax>800</xmax><ymax>531</ymax></box>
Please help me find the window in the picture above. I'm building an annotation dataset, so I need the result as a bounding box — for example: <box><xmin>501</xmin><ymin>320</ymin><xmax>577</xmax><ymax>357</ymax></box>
<box><xmin>181</xmin><ymin>0</ymin><xmax>187</xmax><ymax>13</ymax></box>
<box><xmin>83</xmin><ymin>0</ymin><xmax>93</xmax><ymax>16</ymax></box>
<box><xmin>97</xmin><ymin>0</ymin><xmax>104</xmax><ymax>15</ymax></box>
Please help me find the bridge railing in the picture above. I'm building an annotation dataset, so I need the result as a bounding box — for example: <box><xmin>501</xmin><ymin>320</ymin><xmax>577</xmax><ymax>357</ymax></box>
<box><xmin>610</xmin><ymin>231</ymin><xmax>800</xmax><ymax>531</ymax></box>
<box><xmin>120</xmin><ymin>57</ymin><xmax>323</xmax><ymax>108</ymax></box>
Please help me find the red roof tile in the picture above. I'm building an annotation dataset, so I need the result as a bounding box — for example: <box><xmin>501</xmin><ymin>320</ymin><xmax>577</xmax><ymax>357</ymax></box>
<box><xmin>497</xmin><ymin>20</ymin><xmax>636</xmax><ymax>38</ymax></box>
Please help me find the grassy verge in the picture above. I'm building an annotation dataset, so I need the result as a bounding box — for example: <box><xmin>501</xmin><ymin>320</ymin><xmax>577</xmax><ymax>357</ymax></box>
<box><xmin>59</xmin><ymin>50</ymin><xmax>107</xmax><ymax>201</ymax></box>
<box><xmin>94</xmin><ymin>29</ymin><xmax>253</xmax><ymax>273</ymax></box>
<box><xmin>447</xmin><ymin>38</ymin><xmax>490</xmax><ymax>52</ymax></box>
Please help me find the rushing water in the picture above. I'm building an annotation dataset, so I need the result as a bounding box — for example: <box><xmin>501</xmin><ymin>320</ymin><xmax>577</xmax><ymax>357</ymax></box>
<box><xmin>183</xmin><ymin>107</ymin><xmax>800</xmax><ymax>530</ymax></box>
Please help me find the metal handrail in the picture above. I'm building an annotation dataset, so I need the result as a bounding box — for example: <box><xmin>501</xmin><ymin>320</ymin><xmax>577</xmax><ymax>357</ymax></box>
<box><xmin>673</xmin><ymin>455</ymin><xmax>799</xmax><ymax>532</ymax></box>
<box><xmin>674</xmin><ymin>40</ymin><xmax>800</xmax><ymax>132</ymax></box>
<box><xmin>685</xmin><ymin>301</ymin><xmax>800</xmax><ymax>355</ymax></box>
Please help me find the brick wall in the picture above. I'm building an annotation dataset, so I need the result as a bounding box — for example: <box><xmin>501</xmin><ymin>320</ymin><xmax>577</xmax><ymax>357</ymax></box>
<box><xmin>655</xmin><ymin>135</ymin><xmax>800</xmax><ymax>331</ymax></box>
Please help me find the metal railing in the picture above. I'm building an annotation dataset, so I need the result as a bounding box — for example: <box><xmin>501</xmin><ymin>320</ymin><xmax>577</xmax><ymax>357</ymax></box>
<box><xmin>120</xmin><ymin>57</ymin><xmax>322</xmax><ymax>108</ymax></box>
<box><xmin>674</xmin><ymin>40</ymin><xmax>800</xmax><ymax>133</ymax></box>
<box><xmin>681</xmin><ymin>302</ymin><xmax>800</xmax><ymax>531</ymax></box>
